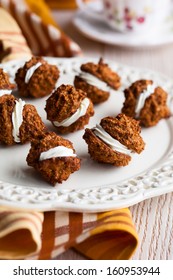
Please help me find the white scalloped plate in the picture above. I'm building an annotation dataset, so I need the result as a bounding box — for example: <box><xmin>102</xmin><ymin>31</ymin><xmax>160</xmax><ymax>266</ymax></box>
<box><xmin>1</xmin><ymin>57</ymin><xmax>173</xmax><ymax>212</ymax></box>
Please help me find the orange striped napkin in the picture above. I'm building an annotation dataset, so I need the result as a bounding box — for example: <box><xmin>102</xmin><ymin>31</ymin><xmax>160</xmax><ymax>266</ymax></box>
<box><xmin>0</xmin><ymin>0</ymin><xmax>81</xmax><ymax>58</ymax></box>
<box><xmin>0</xmin><ymin>7</ymin><xmax>32</xmax><ymax>62</ymax></box>
<box><xmin>0</xmin><ymin>0</ymin><xmax>139</xmax><ymax>260</ymax></box>
<box><xmin>0</xmin><ymin>209</ymin><xmax>138</xmax><ymax>260</ymax></box>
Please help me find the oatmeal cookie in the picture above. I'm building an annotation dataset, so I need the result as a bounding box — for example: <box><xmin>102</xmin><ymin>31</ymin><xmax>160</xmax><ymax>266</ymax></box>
<box><xmin>122</xmin><ymin>79</ymin><xmax>170</xmax><ymax>127</ymax></box>
<box><xmin>74</xmin><ymin>58</ymin><xmax>121</xmax><ymax>104</ymax></box>
<box><xmin>83</xmin><ymin>113</ymin><xmax>145</xmax><ymax>166</ymax></box>
<box><xmin>0</xmin><ymin>94</ymin><xmax>46</xmax><ymax>145</ymax></box>
<box><xmin>15</xmin><ymin>56</ymin><xmax>60</xmax><ymax>98</ymax></box>
<box><xmin>45</xmin><ymin>84</ymin><xmax>94</xmax><ymax>133</ymax></box>
<box><xmin>26</xmin><ymin>131</ymin><xmax>81</xmax><ymax>185</ymax></box>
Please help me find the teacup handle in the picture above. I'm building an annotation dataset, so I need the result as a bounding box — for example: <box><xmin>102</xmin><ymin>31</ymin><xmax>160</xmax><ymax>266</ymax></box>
<box><xmin>76</xmin><ymin>0</ymin><xmax>104</xmax><ymax>21</ymax></box>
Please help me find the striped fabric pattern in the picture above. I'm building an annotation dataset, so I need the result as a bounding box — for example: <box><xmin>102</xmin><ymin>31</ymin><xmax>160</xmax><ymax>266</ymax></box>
<box><xmin>34</xmin><ymin>209</ymin><xmax>138</xmax><ymax>260</ymax></box>
<box><xmin>0</xmin><ymin>7</ymin><xmax>32</xmax><ymax>62</ymax></box>
<box><xmin>0</xmin><ymin>0</ymin><xmax>82</xmax><ymax>57</ymax></box>
<box><xmin>0</xmin><ymin>209</ymin><xmax>138</xmax><ymax>260</ymax></box>
<box><xmin>0</xmin><ymin>210</ymin><xmax>43</xmax><ymax>259</ymax></box>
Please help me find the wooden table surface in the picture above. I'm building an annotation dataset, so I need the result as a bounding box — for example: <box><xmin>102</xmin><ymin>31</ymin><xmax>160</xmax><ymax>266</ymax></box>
<box><xmin>53</xmin><ymin>10</ymin><xmax>173</xmax><ymax>260</ymax></box>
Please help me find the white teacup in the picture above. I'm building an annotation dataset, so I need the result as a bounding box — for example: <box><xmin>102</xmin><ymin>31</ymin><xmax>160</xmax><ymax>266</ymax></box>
<box><xmin>76</xmin><ymin>0</ymin><xmax>172</xmax><ymax>33</ymax></box>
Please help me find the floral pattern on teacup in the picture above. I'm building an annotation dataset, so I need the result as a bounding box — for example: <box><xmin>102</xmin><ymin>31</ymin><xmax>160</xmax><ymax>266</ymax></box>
<box><xmin>123</xmin><ymin>7</ymin><xmax>145</xmax><ymax>30</ymax></box>
<box><xmin>104</xmin><ymin>0</ymin><xmax>152</xmax><ymax>31</ymax></box>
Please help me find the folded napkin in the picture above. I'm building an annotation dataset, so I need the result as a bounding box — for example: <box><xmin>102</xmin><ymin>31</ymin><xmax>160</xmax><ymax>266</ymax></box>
<box><xmin>0</xmin><ymin>0</ymin><xmax>81</xmax><ymax>57</ymax></box>
<box><xmin>0</xmin><ymin>1</ymin><xmax>139</xmax><ymax>260</ymax></box>
<box><xmin>0</xmin><ymin>209</ymin><xmax>138</xmax><ymax>260</ymax></box>
<box><xmin>0</xmin><ymin>7</ymin><xmax>32</xmax><ymax>62</ymax></box>
<box><xmin>0</xmin><ymin>209</ymin><xmax>43</xmax><ymax>259</ymax></box>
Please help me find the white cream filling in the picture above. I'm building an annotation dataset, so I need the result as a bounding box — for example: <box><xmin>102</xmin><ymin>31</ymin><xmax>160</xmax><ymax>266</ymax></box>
<box><xmin>39</xmin><ymin>146</ymin><xmax>76</xmax><ymax>161</ymax></box>
<box><xmin>25</xmin><ymin>62</ymin><xmax>42</xmax><ymax>83</ymax></box>
<box><xmin>135</xmin><ymin>83</ymin><xmax>156</xmax><ymax>118</ymax></box>
<box><xmin>12</xmin><ymin>99</ymin><xmax>25</xmax><ymax>143</ymax></box>
<box><xmin>53</xmin><ymin>97</ymin><xmax>90</xmax><ymax>127</ymax></box>
<box><xmin>0</xmin><ymin>89</ymin><xmax>12</xmax><ymax>96</ymax></box>
<box><xmin>93</xmin><ymin>124</ymin><xmax>133</xmax><ymax>156</ymax></box>
<box><xmin>79</xmin><ymin>71</ymin><xmax>109</xmax><ymax>92</ymax></box>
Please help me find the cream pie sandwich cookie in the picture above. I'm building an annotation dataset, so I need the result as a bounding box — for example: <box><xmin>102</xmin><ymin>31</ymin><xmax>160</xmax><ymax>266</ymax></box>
<box><xmin>74</xmin><ymin>58</ymin><xmax>121</xmax><ymax>104</ymax></box>
<box><xmin>26</xmin><ymin>132</ymin><xmax>81</xmax><ymax>185</ymax></box>
<box><xmin>122</xmin><ymin>80</ymin><xmax>170</xmax><ymax>127</ymax></box>
<box><xmin>0</xmin><ymin>95</ymin><xmax>46</xmax><ymax>145</ymax></box>
<box><xmin>83</xmin><ymin>114</ymin><xmax>145</xmax><ymax>166</ymax></box>
<box><xmin>15</xmin><ymin>56</ymin><xmax>60</xmax><ymax>98</ymax></box>
<box><xmin>45</xmin><ymin>84</ymin><xmax>94</xmax><ymax>134</ymax></box>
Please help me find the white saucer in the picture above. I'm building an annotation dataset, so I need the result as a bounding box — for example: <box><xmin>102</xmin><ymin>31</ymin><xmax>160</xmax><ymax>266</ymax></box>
<box><xmin>73</xmin><ymin>9</ymin><xmax>173</xmax><ymax>48</ymax></box>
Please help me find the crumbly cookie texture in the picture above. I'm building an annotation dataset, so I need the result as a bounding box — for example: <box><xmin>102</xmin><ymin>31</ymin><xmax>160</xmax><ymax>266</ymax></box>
<box><xmin>74</xmin><ymin>58</ymin><xmax>121</xmax><ymax>104</ymax></box>
<box><xmin>15</xmin><ymin>56</ymin><xmax>60</xmax><ymax>98</ymax></box>
<box><xmin>0</xmin><ymin>68</ymin><xmax>15</xmax><ymax>89</ymax></box>
<box><xmin>0</xmin><ymin>94</ymin><xmax>46</xmax><ymax>145</ymax></box>
<box><xmin>26</xmin><ymin>132</ymin><xmax>81</xmax><ymax>185</ymax></box>
<box><xmin>80</xmin><ymin>58</ymin><xmax>121</xmax><ymax>89</ymax></box>
<box><xmin>83</xmin><ymin>113</ymin><xmax>145</xmax><ymax>166</ymax></box>
<box><xmin>74</xmin><ymin>76</ymin><xmax>109</xmax><ymax>104</ymax></box>
<box><xmin>45</xmin><ymin>84</ymin><xmax>94</xmax><ymax>134</ymax></box>
<box><xmin>100</xmin><ymin>114</ymin><xmax>145</xmax><ymax>154</ymax></box>
<box><xmin>122</xmin><ymin>79</ymin><xmax>170</xmax><ymax>127</ymax></box>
